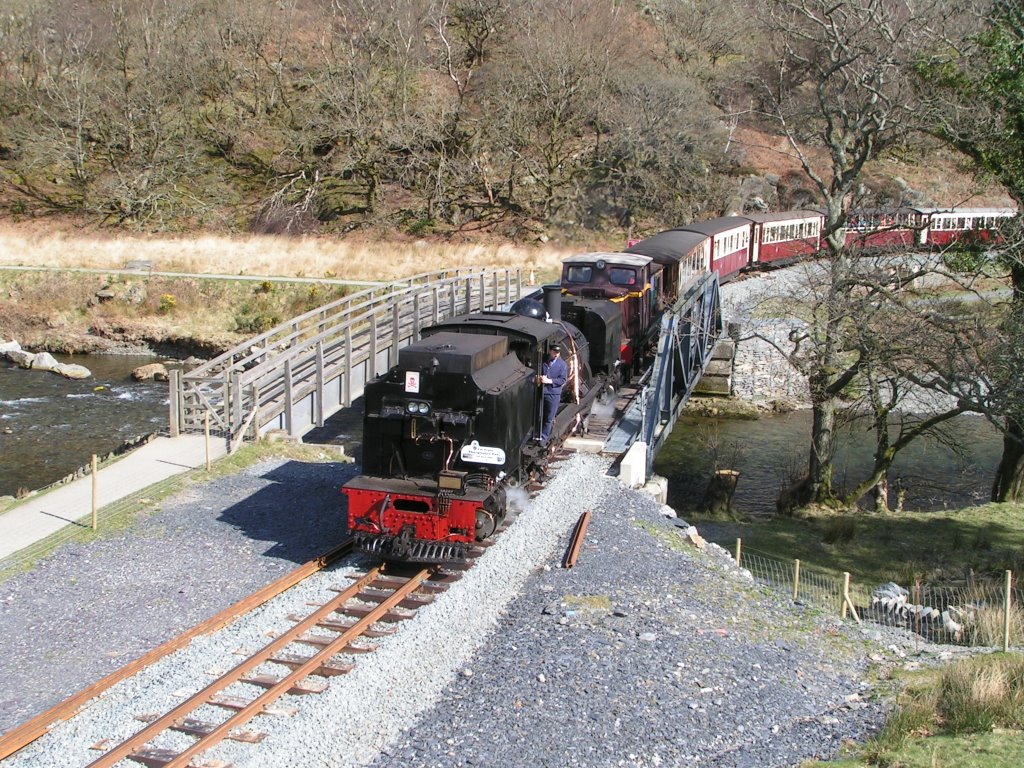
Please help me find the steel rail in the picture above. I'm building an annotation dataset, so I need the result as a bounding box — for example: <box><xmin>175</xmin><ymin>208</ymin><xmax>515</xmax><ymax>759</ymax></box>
<box><xmin>563</xmin><ymin>510</ymin><xmax>592</xmax><ymax>569</ymax></box>
<box><xmin>86</xmin><ymin>565</ymin><xmax>431</xmax><ymax>768</ymax></box>
<box><xmin>0</xmin><ymin>540</ymin><xmax>352</xmax><ymax>761</ymax></box>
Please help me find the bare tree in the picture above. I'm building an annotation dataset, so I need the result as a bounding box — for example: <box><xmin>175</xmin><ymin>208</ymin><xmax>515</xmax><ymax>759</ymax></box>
<box><xmin>591</xmin><ymin>67</ymin><xmax>729</xmax><ymax>230</ymax></box>
<box><xmin>914</xmin><ymin>0</ymin><xmax>1024</xmax><ymax>500</ymax></box>
<box><xmin>476</xmin><ymin>0</ymin><xmax>628</xmax><ymax>228</ymax></box>
<box><xmin>753</xmin><ymin>0</ymin><xmax>948</xmax><ymax>507</ymax></box>
<box><xmin>0</xmin><ymin>1</ymin><xmax>225</xmax><ymax>225</ymax></box>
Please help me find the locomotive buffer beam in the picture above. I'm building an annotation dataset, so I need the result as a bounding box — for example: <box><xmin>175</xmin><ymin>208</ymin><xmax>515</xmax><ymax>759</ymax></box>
<box><xmin>602</xmin><ymin>272</ymin><xmax>723</xmax><ymax>475</ymax></box>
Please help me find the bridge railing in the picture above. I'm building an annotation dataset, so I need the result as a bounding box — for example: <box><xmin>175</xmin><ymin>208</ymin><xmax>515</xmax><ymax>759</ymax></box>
<box><xmin>639</xmin><ymin>271</ymin><xmax>723</xmax><ymax>472</ymax></box>
<box><xmin>169</xmin><ymin>268</ymin><xmax>524</xmax><ymax>448</ymax></box>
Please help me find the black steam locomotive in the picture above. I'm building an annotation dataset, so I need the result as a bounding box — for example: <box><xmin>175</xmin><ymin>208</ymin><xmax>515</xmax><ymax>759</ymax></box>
<box><xmin>342</xmin><ymin>272</ymin><xmax>639</xmax><ymax>563</ymax></box>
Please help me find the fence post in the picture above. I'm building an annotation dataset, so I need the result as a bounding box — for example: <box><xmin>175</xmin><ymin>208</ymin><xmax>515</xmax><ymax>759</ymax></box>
<box><xmin>369</xmin><ymin>314</ymin><xmax>378</xmax><ymax>381</ymax></box>
<box><xmin>842</xmin><ymin>572</ymin><xmax>849</xmax><ymax>618</ymax></box>
<box><xmin>842</xmin><ymin>572</ymin><xmax>861</xmax><ymax>624</ymax></box>
<box><xmin>284</xmin><ymin>358</ymin><xmax>294</xmax><ymax>436</ymax></box>
<box><xmin>793</xmin><ymin>559</ymin><xmax>800</xmax><ymax>601</ymax></box>
<box><xmin>315</xmin><ymin>340</ymin><xmax>325</xmax><ymax>428</ymax></box>
<box><xmin>391</xmin><ymin>303</ymin><xmax>401</xmax><ymax>366</ymax></box>
<box><xmin>168</xmin><ymin>369</ymin><xmax>181</xmax><ymax>437</ymax></box>
<box><xmin>413</xmin><ymin>293</ymin><xmax>421</xmax><ymax>340</ymax></box>
<box><xmin>204</xmin><ymin>412</ymin><xmax>211</xmax><ymax>471</ymax></box>
<box><xmin>735</xmin><ymin>538</ymin><xmax>742</xmax><ymax>567</ymax></box>
<box><xmin>343</xmin><ymin>327</ymin><xmax>353</xmax><ymax>407</ymax></box>
<box><xmin>91</xmin><ymin>455</ymin><xmax>98</xmax><ymax>531</ymax></box>
<box><xmin>1005</xmin><ymin>570</ymin><xmax>1013</xmax><ymax>653</ymax></box>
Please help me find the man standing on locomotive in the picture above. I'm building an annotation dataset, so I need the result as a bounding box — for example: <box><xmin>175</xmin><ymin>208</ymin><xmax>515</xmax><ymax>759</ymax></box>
<box><xmin>539</xmin><ymin>344</ymin><xmax>568</xmax><ymax>444</ymax></box>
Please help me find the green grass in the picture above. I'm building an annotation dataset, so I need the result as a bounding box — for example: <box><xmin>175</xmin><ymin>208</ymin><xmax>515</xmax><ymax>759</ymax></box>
<box><xmin>693</xmin><ymin>507</ymin><xmax>1024</xmax><ymax>768</ymax></box>
<box><xmin>818</xmin><ymin>654</ymin><xmax>1024</xmax><ymax>767</ymax></box>
<box><xmin>697</xmin><ymin>502</ymin><xmax>1024</xmax><ymax>585</ymax></box>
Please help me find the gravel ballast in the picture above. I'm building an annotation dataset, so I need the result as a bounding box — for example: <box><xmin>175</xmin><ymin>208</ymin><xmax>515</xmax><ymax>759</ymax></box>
<box><xmin>0</xmin><ymin>449</ymin><xmax>916</xmax><ymax>768</ymax></box>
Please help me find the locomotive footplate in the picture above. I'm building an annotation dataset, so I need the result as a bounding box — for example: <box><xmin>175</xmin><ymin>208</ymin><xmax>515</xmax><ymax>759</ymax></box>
<box><xmin>354</xmin><ymin>527</ymin><xmax>469</xmax><ymax>564</ymax></box>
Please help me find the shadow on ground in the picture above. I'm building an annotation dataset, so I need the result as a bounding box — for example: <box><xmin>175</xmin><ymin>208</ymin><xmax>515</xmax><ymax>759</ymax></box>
<box><xmin>215</xmin><ymin>459</ymin><xmax>361</xmax><ymax>564</ymax></box>
<box><xmin>303</xmin><ymin>398</ymin><xmax>365</xmax><ymax>464</ymax></box>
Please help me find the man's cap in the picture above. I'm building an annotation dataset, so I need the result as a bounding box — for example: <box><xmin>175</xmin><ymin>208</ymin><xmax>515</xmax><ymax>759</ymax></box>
<box><xmin>551</xmin><ymin>344</ymin><xmax>561</xmax><ymax>351</ymax></box>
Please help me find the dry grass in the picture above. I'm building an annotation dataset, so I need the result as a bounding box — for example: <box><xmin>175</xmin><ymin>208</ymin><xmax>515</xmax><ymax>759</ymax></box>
<box><xmin>970</xmin><ymin>604</ymin><xmax>1024</xmax><ymax>648</ymax></box>
<box><xmin>0</xmin><ymin>222</ymin><xmax>579</xmax><ymax>282</ymax></box>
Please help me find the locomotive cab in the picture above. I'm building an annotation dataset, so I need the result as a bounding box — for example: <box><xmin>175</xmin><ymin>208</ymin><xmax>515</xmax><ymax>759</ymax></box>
<box><xmin>561</xmin><ymin>252</ymin><xmax>661</xmax><ymax>375</ymax></box>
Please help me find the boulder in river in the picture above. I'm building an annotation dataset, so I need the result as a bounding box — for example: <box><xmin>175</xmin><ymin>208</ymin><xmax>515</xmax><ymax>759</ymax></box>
<box><xmin>29</xmin><ymin>351</ymin><xmax>91</xmax><ymax>379</ymax></box>
<box><xmin>30</xmin><ymin>352</ymin><xmax>60</xmax><ymax>372</ymax></box>
<box><xmin>0</xmin><ymin>340</ymin><xmax>22</xmax><ymax>357</ymax></box>
<box><xmin>132</xmin><ymin>362</ymin><xmax>169</xmax><ymax>381</ymax></box>
<box><xmin>7</xmin><ymin>349</ymin><xmax>36</xmax><ymax>368</ymax></box>
<box><xmin>55</xmin><ymin>363</ymin><xmax>92</xmax><ymax>379</ymax></box>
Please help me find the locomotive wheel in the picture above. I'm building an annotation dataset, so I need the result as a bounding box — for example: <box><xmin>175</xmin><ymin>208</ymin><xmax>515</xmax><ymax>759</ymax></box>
<box><xmin>474</xmin><ymin>507</ymin><xmax>497</xmax><ymax>540</ymax></box>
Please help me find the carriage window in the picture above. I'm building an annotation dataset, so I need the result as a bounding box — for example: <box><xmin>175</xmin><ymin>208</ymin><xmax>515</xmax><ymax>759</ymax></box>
<box><xmin>609</xmin><ymin>267</ymin><xmax>637</xmax><ymax>286</ymax></box>
<box><xmin>565</xmin><ymin>266</ymin><xmax>592</xmax><ymax>283</ymax></box>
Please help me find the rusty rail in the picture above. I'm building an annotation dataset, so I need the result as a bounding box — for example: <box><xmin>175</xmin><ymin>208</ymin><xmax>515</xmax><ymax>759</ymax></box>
<box><xmin>563</xmin><ymin>510</ymin><xmax>592</xmax><ymax>569</ymax></box>
<box><xmin>0</xmin><ymin>540</ymin><xmax>353</xmax><ymax>761</ymax></box>
<box><xmin>87</xmin><ymin>564</ymin><xmax>435</xmax><ymax>767</ymax></box>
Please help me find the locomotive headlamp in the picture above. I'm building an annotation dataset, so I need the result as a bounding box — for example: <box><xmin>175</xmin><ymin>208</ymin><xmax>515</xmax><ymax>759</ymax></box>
<box><xmin>407</xmin><ymin>401</ymin><xmax>419</xmax><ymax>414</ymax></box>
<box><xmin>417</xmin><ymin>402</ymin><xmax>429</xmax><ymax>414</ymax></box>
<box><xmin>406</xmin><ymin>400</ymin><xmax>431</xmax><ymax>415</ymax></box>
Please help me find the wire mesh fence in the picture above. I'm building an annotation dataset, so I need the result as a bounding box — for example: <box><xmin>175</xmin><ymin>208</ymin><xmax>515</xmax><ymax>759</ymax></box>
<box><xmin>734</xmin><ymin>540</ymin><xmax>1022</xmax><ymax>649</ymax></box>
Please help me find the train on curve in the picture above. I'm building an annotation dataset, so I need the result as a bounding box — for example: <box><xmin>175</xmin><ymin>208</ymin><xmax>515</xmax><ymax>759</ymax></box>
<box><xmin>342</xmin><ymin>204</ymin><xmax>1016</xmax><ymax>563</ymax></box>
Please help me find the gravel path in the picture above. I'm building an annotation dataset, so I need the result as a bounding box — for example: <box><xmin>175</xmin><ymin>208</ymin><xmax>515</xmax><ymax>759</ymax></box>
<box><xmin>0</xmin><ymin>455</ymin><xmax>358</xmax><ymax>735</ymax></box>
<box><xmin>0</xmin><ymin>449</ymin><xmax>921</xmax><ymax>768</ymax></box>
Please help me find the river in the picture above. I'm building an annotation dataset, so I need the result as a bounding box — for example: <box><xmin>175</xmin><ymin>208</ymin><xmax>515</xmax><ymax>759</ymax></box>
<box><xmin>1</xmin><ymin>352</ymin><xmax>1004</xmax><ymax>511</ymax></box>
<box><xmin>654</xmin><ymin>409</ymin><xmax>1004</xmax><ymax>516</ymax></box>
<box><xmin>0</xmin><ymin>355</ymin><xmax>169</xmax><ymax>498</ymax></box>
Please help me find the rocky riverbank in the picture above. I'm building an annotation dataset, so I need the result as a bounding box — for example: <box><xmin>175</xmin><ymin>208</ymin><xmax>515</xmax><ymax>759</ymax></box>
<box><xmin>0</xmin><ymin>271</ymin><xmax>253</xmax><ymax>357</ymax></box>
<box><xmin>0</xmin><ymin>338</ymin><xmax>91</xmax><ymax>379</ymax></box>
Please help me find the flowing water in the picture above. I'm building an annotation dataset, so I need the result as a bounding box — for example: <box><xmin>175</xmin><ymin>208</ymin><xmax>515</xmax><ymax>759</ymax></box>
<box><xmin>654</xmin><ymin>409</ymin><xmax>1004</xmax><ymax>516</ymax></box>
<box><xmin>0</xmin><ymin>355</ymin><xmax>169</xmax><ymax>497</ymax></box>
<box><xmin>1</xmin><ymin>351</ymin><xmax>1005</xmax><ymax>513</ymax></box>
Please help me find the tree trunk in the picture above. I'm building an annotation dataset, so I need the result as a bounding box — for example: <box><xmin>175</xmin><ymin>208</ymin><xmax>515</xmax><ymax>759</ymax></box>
<box><xmin>872</xmin><ymin>471</ymin><xmax>889</xmax><ymax>513</ymax></box>
<box><xmin>993</xmin><ymin>256</ymin><xmax>1024</xmax><ymax>502</ymax></box>
<box><xmin>701</xmin><ymin>469</ymin><xmax>740</xmax><ymax>518</ymax></box>
<box><xmin>804</xmin><ymin>395</ymin><xmax>837</xmax><ymax>502</ymax></box>
<box><xmin>992</xmin><ymin>416</ymin><xmax>1024</xmax><ymax>502</ymax></box>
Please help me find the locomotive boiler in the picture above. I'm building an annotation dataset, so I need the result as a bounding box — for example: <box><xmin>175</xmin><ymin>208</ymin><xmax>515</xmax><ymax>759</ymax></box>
<box><xmin>342</xmin><ymin>309</ymin><xmax>600</xmax><ymax>563</ymax></box>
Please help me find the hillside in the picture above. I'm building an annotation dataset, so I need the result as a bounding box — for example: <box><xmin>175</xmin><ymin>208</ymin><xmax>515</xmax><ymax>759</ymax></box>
<box><xmin>1</xmin><ymin>1</ymin><xmax>1014</xmax><ymax>243</ymax></box>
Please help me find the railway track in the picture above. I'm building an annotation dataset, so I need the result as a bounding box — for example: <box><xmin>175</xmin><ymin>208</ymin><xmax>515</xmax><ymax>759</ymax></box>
<box><xmin>0</xmin><ymin>542</ymin><xmax>356</xmax><ymax>762</ymax></box>
<box><xmin>2</xmin><ymin>443</ymin><xmax>566</xmax><ymax>768</ymax></box>
<box><xmin>86</xmin><ymin>564</ymin><xmax>452</xmax><ymax>768</ymax></box>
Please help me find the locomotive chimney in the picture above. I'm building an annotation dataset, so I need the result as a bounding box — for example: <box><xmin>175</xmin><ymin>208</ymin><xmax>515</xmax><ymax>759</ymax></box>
<box><xmin>542</xmin><ymin>284</ymin><xmax>561</xmax><ymax>323</ymax></box>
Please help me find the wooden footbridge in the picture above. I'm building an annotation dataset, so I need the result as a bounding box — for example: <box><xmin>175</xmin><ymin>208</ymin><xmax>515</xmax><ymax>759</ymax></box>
<box><xmin>168</xmin><ymin>269</ymin><xmax>526</xmax><ymax>450</ymax></box>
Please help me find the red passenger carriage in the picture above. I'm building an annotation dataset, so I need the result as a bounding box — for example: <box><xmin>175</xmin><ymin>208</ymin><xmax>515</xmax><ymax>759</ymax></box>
<box><xmin>746</xmin><ymin>210</ymin><xmax>823</xmax><ymax>265</ymax></box>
